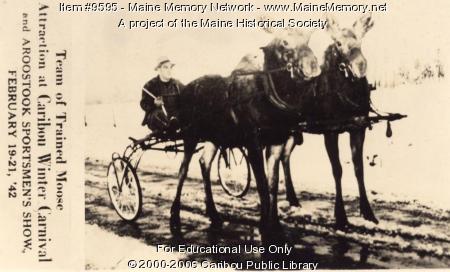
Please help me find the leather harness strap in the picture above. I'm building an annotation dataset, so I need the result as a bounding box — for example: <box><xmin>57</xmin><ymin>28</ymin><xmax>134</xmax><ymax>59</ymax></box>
<box><xmin>231</xmin><ymin>63</ymin><xmax>303</xmax><ymax>116</ymax></box>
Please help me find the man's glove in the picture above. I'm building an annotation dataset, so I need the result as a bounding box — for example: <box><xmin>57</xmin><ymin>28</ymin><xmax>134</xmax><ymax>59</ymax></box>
<box><xmin>154</xmin><ymin>96</ymin><xmax>164</xmax><ymax>107</ymax></box>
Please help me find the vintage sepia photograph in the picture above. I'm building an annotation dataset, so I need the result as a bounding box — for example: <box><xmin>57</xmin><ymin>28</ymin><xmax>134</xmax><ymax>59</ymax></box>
<box><xmin>83</xmin><ymin>0</ymin><xmax>450</xmax><ymax>270</ymax></box>
<box><xmin>1</xmin><ymin>0</ymin><xmax>449</xmax><ymax>270</ymax></box>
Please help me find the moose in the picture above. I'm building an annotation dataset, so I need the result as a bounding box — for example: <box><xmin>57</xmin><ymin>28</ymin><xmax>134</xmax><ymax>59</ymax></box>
<box><xmin>195</xmin><ymin>13</ymin><xmax>378</xmax><ymax>233</ymax></box>
<box><xmin>265</xmin><ymin>13</ymin><xmax>378</xmax><ymax>229</ymax></box>
<box><xmin>172</xmin><ymin>27</ymin><xmax>321</xmax><ymax>244</ymax></box>
<box><xmin>169</xmin><ymin>13</ymin><xmax>379</xmax><ymax>247</ymax></box>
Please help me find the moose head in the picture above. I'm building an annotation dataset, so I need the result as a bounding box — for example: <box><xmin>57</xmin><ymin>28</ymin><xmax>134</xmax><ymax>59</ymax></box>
<box><xmin>260</xmin><ymin>26</ymin><xmax>321</xmax><ymax>81</ymax></box>
<box><xmin>326</xmin><ymin>13</ymin><xmax>374</xmax><ymax>79</ymax></box>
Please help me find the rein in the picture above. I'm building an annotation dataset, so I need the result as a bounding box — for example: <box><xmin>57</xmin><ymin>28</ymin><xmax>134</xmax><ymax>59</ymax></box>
<box><xmin>231</xmin><ymin>62</ymin><xmax>307</xmax><ymax>117</ymax></box>
<box><xmin>232</xmin><ymin>64</ymin><xmax>290</xmax><ymax>77</ymax></box>
<box><xmin>233</xmin><ymin>62</ymin><xmax>303</xmax><ymax>80</ymax></box>
<box><xmin>328</xmin><ymin>45</ymin><xmax>375</xmax><ymax>113</ymax></box>
<box><xmin>265</xmin><ymin>71</ymin><xmax>306</xmax><ymax>116</ymax></box>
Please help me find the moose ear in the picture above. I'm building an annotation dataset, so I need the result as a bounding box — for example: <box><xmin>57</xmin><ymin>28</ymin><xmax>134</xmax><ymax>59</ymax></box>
<box><xmin>325</xmin><ymin>13</ymin><xmax>341</xmax><ymax>40</ymax></box>
<box><xmin>258</xmin><ymin>15</ymin><xmax>276</xmax><ymax>34</ymax></box>
<box><xmin>353</xmin><ymin>12</ymin><xmax>374</xmax><ymax>39</ymax></box>
<box><xmin>302</xmin><ymin>29</ymin><xmax>315</xmax><ymax>44</ymax></box>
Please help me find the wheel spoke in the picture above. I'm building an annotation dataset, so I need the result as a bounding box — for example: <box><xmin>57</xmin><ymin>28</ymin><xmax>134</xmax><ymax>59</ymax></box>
<box><xmin>128</xmin><ymin>202</ymin><xmax>135</xmax><ymax>213</ymax></box>
<box><xmin>111</xmin><ymin>186</ymin><xmax>119</xmax><ymax>196</ymax></box>
<box><xmin>218</xmin><ymin>147</ymin><xmax>251</xmax><ymax>197</ymax></box>
<box><xmin>238</xmin><ymin>149</ymin><xmax>245</xmax><ymax>165</ymax></box>
<box><xmin>107</xmin><ymin>158</ymin><xmax>142</xmax><ymax>221</ymax></box>
<box><xmin>112</xmin><ymin>163</ymin><xmax>122</xmax><ymax>189</ymax></box>
<box><xmin>230</xmin><ymin>149</ymin><xmax>238</xmax><ymax>167</ymax></box>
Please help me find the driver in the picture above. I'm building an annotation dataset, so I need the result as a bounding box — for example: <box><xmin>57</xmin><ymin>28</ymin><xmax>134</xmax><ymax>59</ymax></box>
<box><xmin>140</xmin><ymin>56</ymin><xmax>184</xmax><ymax>135</ymax></box>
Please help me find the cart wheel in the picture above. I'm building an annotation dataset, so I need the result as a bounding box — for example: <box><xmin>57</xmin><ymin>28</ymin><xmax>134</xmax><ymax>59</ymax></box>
<box><xmin>107</xmin><ymin>157</ymin><xmax>142</xmax><ymax>221</ymax></box>
<box><xmin>217</xmin><ymin>147</ymin><xmax>251</xmax><ymax>198</ymax></box>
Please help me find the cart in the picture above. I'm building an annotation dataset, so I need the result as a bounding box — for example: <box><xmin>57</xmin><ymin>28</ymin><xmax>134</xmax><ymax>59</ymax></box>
<box><xmin>106</xmin><ymin>131</ymin><xmax>252</xmax><ymax>221</ymax></box>
<box><xmin>106</xmin><ymin>111</ymin><xmax>405</xmax><ymax>221</ymax></box>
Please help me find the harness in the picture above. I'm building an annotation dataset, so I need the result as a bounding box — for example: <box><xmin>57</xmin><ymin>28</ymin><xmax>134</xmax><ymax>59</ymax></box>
<box><xmin>329</xmin><ymin>45</ymin><xmax>385</xmax><ymax>116</ymax></box>
<box><xmin>231</xmin><ymin>62</ymin><xmax>309</xmax><ymax>117</ymax></box>
<box><xmin>319</xmin><ymin>45</ymin><xmax>400</xmax><ymax>135</ymax></box>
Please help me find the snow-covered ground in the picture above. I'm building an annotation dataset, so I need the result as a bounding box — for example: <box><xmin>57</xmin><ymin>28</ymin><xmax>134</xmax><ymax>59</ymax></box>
<box><xmin>85</xmin><ymin>224</ymin><xmax>184</xmax><ymax>270</ymax></box>
<box><xmin>85</xmin><ymin>80</ymin><xmax>450</xmax><ymax>210</ymax></box>
<box><xmin>85</xmin><ymin>79</ymin><xmax>450</xmax><ymax>268</ymax></box>
<box><xmin>85</xmin><ymin>157</ymin><xmax>450</xmax><ymax>269</ymax></box>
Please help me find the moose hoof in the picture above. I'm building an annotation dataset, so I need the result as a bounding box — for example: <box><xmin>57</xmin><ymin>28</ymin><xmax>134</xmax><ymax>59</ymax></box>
<box><xmin>170</xmin><ymin>216</ymin><xmax>181</xmax><ymax>234</ymax></box>
<box><xmin>269</xmin><ymin>219</ymin><xmax>284</xmax><ymax>233</ymax></box>
<box><xmin>209</xmin><ymin>214</ymin><xmax>224</xmax><ymax>230</ymax></box>
<box><xmin>360</xmin><ymin>203</ymin><xmax>379</xmax><ymax>224</ymax></box>
<box><xmin>288</xmin><ymin>199</ymin><xmax>301</xmax><ymax>208</ymax></box>
<box><xmin>334</xmin><ymin>217</ymin><xmax>350</xmax><ymax>231</ymax></box>
<box><xmin>362</xmin><ymin>212</ymin><xmax>379</xmax><ymax>224</ymax></box>
<box><xmin>268</xmin><ymin>223</ymin><xmax>287</xmax><ymax>245</ymax></box>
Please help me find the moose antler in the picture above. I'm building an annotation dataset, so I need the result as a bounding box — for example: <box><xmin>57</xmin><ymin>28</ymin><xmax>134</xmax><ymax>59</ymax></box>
<box><xmin>258</xmin><ymin>15</ymin><xmax>277</xmax><ymax>34</ymax></box>
<box><xmin>353</xmin><ymin>12</ymin><xmax>374</xmax><ymax>39</ymax></box>
<box><xmin>325</xmin><ymin>13</ymin><xmax>341</xmax><ymax>40</ymax></box>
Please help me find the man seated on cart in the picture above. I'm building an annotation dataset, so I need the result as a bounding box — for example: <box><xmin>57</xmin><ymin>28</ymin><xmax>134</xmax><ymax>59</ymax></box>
<box><xmin>139</xmin><ymin>56</ymin><xmax>184</xmax><ymax>140</ymax></box>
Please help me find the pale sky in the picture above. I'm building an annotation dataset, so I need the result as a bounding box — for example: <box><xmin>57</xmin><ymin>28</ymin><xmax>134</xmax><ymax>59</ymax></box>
<box><xmin>70</xmin><ymin>0</ymin><xmax>450</xmax><ymax>104</ymax></box>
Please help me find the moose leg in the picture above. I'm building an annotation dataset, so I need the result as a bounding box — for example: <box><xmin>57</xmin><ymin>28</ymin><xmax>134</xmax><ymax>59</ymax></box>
<box><xmin>246</xmin><ymin>141</ymin><xmax>272</xmax><ymax>243</ymax></box>
<box><xmin>170</xmin><ymin>139</ymin><xmax>197</xmax><ymax>233</ymax></box>
<box><xmin>350</xmin><ymin>129</ymin><xmax>378</xmax><ymax>224</ymax></box>
<box><xmin>281</xmin><ymin>136</ymin><xmax>300</xmax><ymax>207</ymax></box>
<box><xmin>266</xmin><ymin>144</ymin><xmax>284</xmax><ymax>227</ymax></box>
<box><xmin>324</xmin><ymin>133</ymin><xmax>348</xmax><ymax>229</ymax></box>
<box><xmin>199</xmin><ymin>142</ymin><xmax>222</xmax><ymax>228</ymax></box>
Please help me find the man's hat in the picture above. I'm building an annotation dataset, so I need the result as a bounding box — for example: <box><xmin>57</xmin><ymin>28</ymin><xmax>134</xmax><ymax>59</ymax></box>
<box><xmin>155</xmin><ymin>56</ymin><xmax>175</xmax><ymax>70</ymax></box>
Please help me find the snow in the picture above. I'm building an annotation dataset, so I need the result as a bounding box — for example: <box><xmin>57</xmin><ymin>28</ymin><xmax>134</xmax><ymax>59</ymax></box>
<box><xmin>85</xmin><ymin>224</ymin><xmax>184</xmax><ymax>270</ymax></box>
<box><xmin>85</xmin><ymin>80</ymin><xmax>450</xmax><ymax>211</ymax></box>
